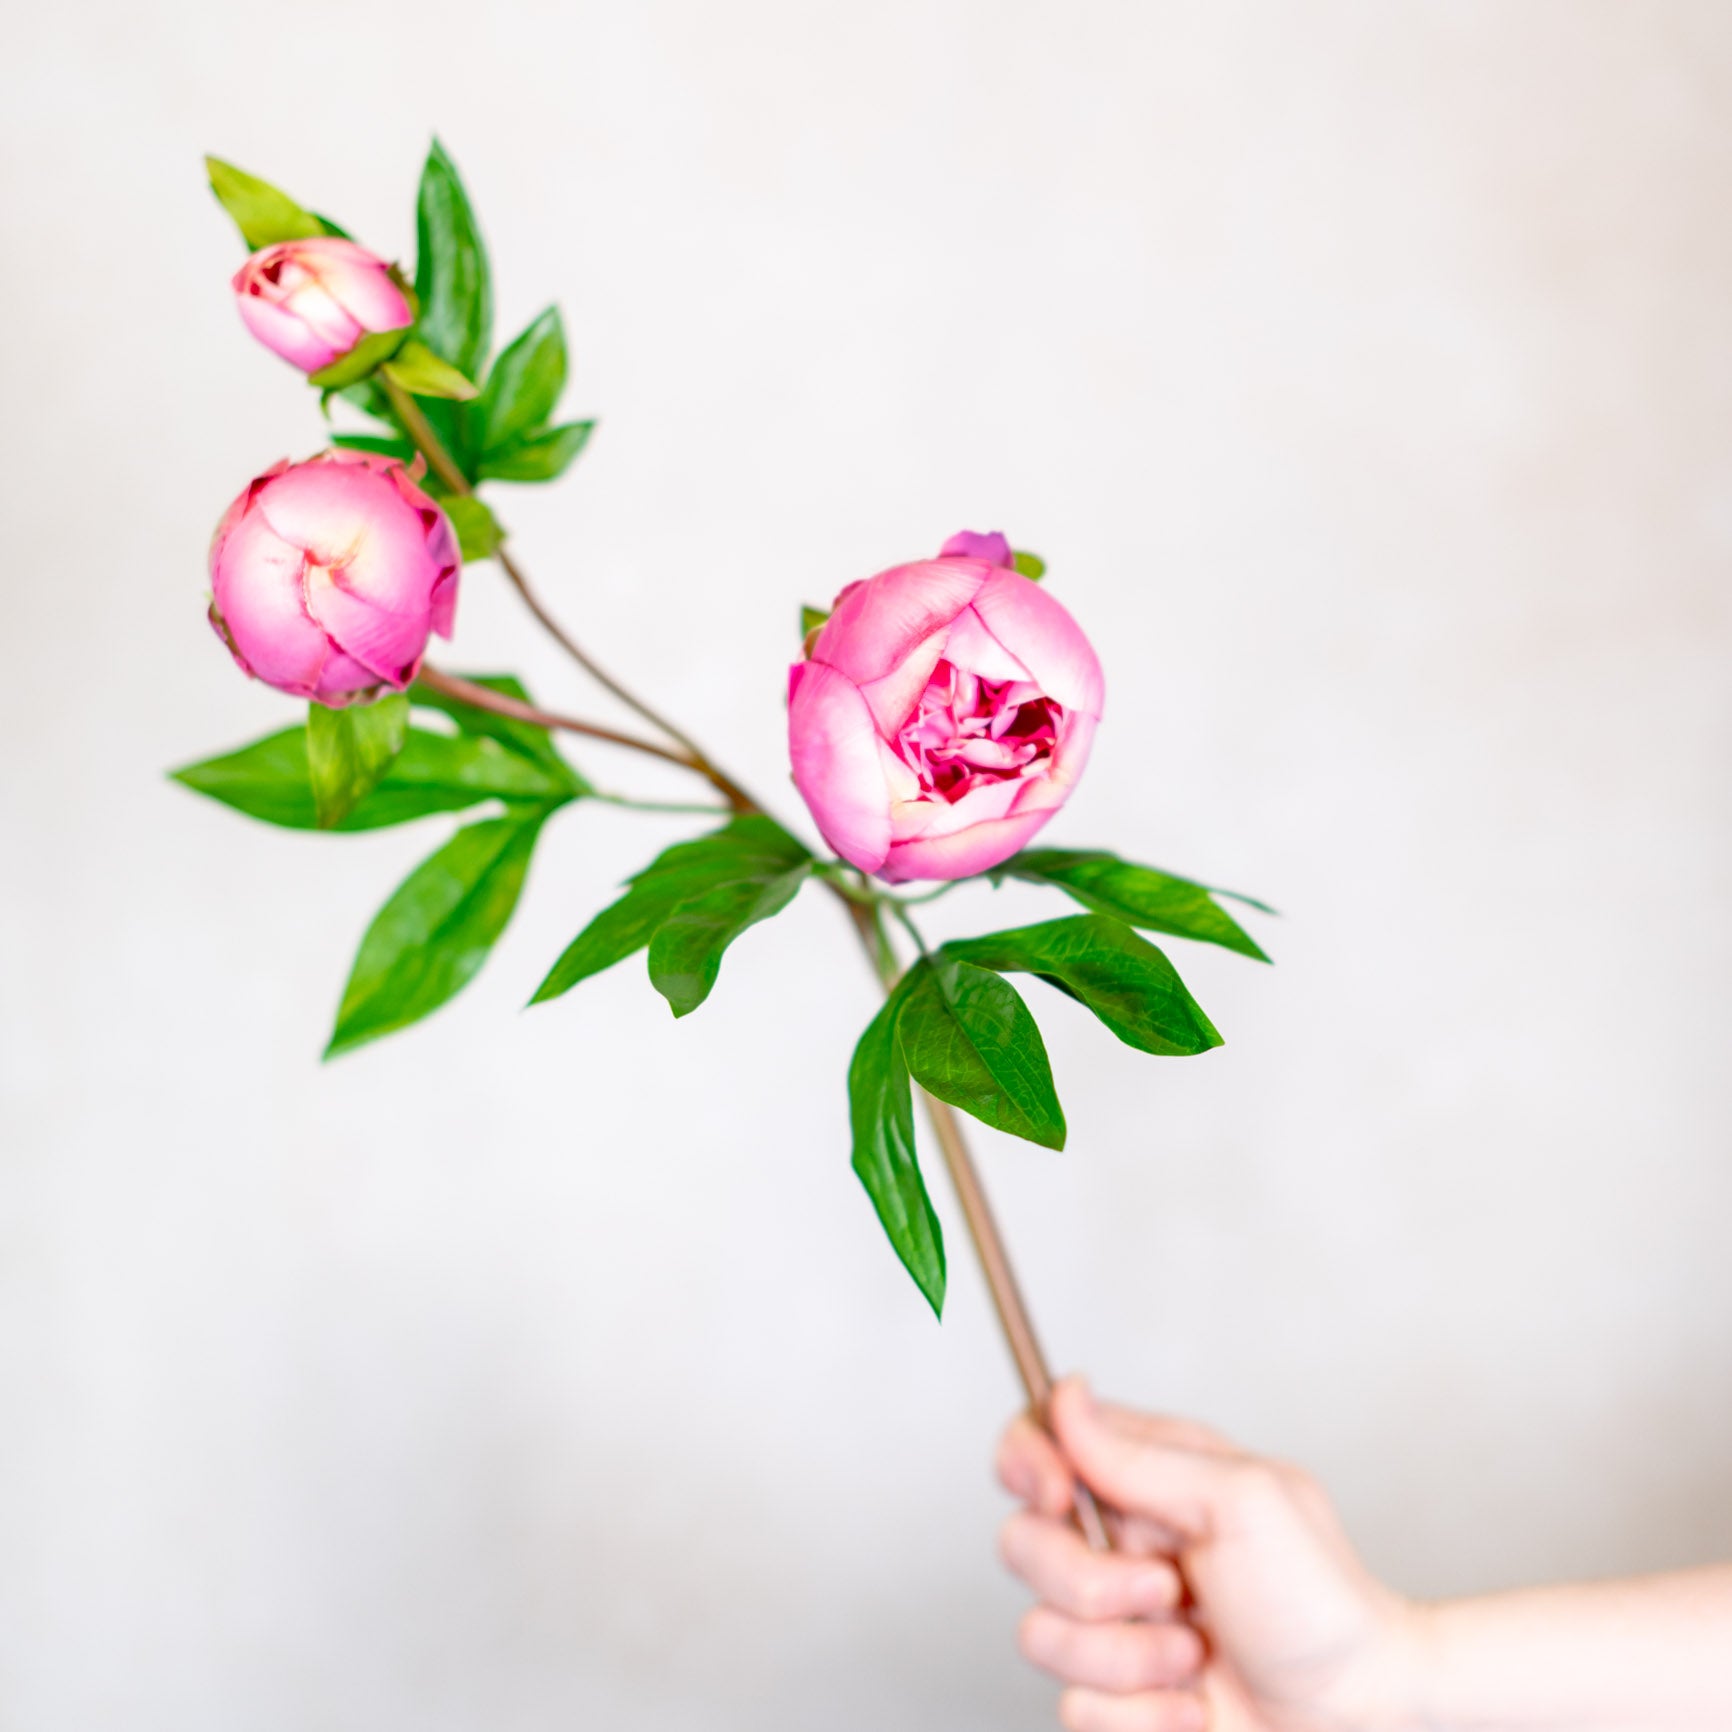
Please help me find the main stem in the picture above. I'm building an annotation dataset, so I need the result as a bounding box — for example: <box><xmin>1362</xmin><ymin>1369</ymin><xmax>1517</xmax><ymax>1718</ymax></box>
<box><xmin>381</xmin><ymin>371</ymin><xmax>1108</xmax><ymax>1547</ymax></box>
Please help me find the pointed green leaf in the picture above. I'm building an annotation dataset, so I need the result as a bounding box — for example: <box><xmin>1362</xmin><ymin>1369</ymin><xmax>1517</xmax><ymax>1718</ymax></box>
<box><xmin>382</xmin><ymin>339</ymin><xmax>479</xmax><ymax>401</ymax></box>
<box><xmin>409</xmin><ymin>673</ymin><xmax>583</xmax><ymax>786</ymax></box>
<box><xmin>414</xmin><ymin>138</ymin><xmax>492</xmax><ymax>381</ymax></box>
<box><xmin>1011</xmin><ymin>550</ymin><xmax>1046</xmax><ymax>581</ymax></box>
<box><xmin>946</xmin><ymin>915</ymin><xmax>1221</xmax><ymax>1057</ymax></box>
<box><xmin>306</xmin><ymin>694</ymin><xmax>409</xmax><ymax>829</ymax></box>
<box><xmin>326</xmin><ymin>812</ymin><xmax>546</xmax><ymax>1057</ymax></box>
<box><xmin>895</xmin><ymin>957</ymin><xmax>1065</xmax><ymax>1150</ymax></box>
<box><xmin>205</xmin><ymin>155</ymin><xmax>326</xmax><ymax>250</ymax></box>
<box><xmin>800</xmin><ymin>605</ymin><xmax>830</xmax><ymax>640</ymax></box>
<box><xmin>476</xmin><ymin>421</ymin><xmax>593</xmax><ymax>483</ymax></box>
<box><xmin>473</xmin><ymin>307</ymin><xmax>567</xmax><ymax>453</ymax></box>
<box><xmin>442</xmin><ymin>495</ymin><xmax>503</xmax><ymax>562</ymax></box>
<box><xmin>998</xmin><ymin>849</ymin><xmax>1273</xmax><ymax>961</ymax></box>
<box><xmin>530</xmin><ymin>816</ymin><xmax>811</xmax><ymax>1007</ymax></box>
<box><xmin>646</xmin><ymin>863</ymin><xmax>811</xmax><ymax>1017</ymax></box>
<box><xmin>307</xmin><ymin>327</ymin><xmax>410</xmax><ymax>390</ymax></box>
<box><xmin>172</xmin><ymin>719</ymin><xmax>576</xmax><ymax>831</ymax></box>
<box><xmin>331</xmin><ymin>432</ymin><xmax>417</xmax><ymax>462</ymax></box>
<box><xmin>849</xmin><ymin>989</ymin><xmax>945</xmax><ymax>1316</ymax></box>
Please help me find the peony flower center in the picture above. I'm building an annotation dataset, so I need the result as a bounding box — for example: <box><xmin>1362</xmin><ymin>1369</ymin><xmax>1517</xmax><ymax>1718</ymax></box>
<box><xmin>893</xmin><ymin>659</ymin><xmax>1062</xmax><ymax>805</ymax></box>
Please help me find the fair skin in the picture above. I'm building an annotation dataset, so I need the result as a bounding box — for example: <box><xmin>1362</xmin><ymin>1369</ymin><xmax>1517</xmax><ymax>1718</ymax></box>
<box><xmin>996</xmin><ymin>1378</ymin><xmax>1732</xmax><ymax>1732</ymax></box>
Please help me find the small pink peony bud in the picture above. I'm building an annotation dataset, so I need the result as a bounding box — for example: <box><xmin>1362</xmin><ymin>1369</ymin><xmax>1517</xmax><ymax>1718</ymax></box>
<box><xmin>208</xmin><ymin>450</ymin><xmax>460</xmax><ymax>706</ymax></box>
<box><xmin>938</xmin><ymin>529</ymin><xmax>1014</xmax><ymax>568</ymax></box>
<box><xmin>232</xmin><ymin>237</ymin><xmax>413</xmax><ymax>375</ymax></box>
<box><xmin>788</xmin><ymin>534</ymin><xmax>1104</xmax><ymax>883</ymax></box>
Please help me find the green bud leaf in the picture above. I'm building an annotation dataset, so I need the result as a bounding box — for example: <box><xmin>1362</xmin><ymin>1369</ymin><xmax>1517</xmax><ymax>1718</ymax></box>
<box><xmin>306</xmin><ymin>692</ymin><xmax>409</xmax><ymax>829</ymax></box>
<box><xmin>307</xmin><ymin>327</ymin><xmax>412</xmax><ymax>390</ymax></box>
<box><xmin>442</xmin><ymin>495</ymin><xmax>503</xmax><ymax>562</ymax></box>
<box><xmin>800</xmin><ymin>605</ymin><xmax>830</xmax><ymax>640</ymax></box>
<box><xmin>382</xmin><ymin>339</ymin><xmax>480</xmax><ymax>401</ymax></box>
<box><xmin>1011</xmin><ymin>550</ymin><xmax>1046</xmax><ymax>581</ymax></box>
<box><xmin>205</xmin><ymin>155</ymin><xmax>326</xmax><ymax>250</ymax></box>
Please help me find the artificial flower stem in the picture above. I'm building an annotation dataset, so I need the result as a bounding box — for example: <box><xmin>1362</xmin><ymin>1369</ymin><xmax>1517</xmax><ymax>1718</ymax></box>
<box><xmin>377</xmin><ymin>372</ymin><xmax>742</xmax><ymax>796</ymax></box>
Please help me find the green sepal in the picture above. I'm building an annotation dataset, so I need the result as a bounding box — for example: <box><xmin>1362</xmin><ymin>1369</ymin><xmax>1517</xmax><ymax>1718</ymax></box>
<box><xmin>382</xmin><ymin>339</ymin><xmax>479</xmax><ymax>401</ymax></box>
<box><xmin>205</xmin><ymin>155</ymin><xmax>326</xmax><ymax>250</ymax></box>
<box><xmin>308</xmin><ymin>326</ymin><xmax>412</xmax><ymax>390</ymax></box>
<box><xmin>944</xmin><ymin>915</ymin><xmax>1222</xmax><ymax>1056</ymax></box>
<box><xmin>800</xmin><ymin>605</ymin><xmax>830</xmax><ymax>640</ymax></box>
<box><xmin>306</xmin><ymin>692</ymin><xmax>409</xmax><ymax>829</ymax></box>
<box><xmin>324</xmin><ymin>810</ymin><xmax>549</xmax><ymax>1058</ymax></box>
<box><xmin>995</xmin><ymin>848</ymin><xmax>1273</xmax><ymax>962</ymax></box>
<box><xmin>442</xmin><ymin>495</ymin><xmax>503</xmax><ymax>562</ymax></box>
<box><xmin>894</xmin><ymin>956</ymin><xmax>1066</xmax><ymax>1150</ymax></box>
<box><xmin>476</xmin><ymin>421</ymin><xmax>593</xmax><ymax>483</ymax></box>
<box><xmin>848</xmin><ymin>984</ymin><xmax>945</xmax><ymax>1316</ymax></box>
<box><xmin>1011</xmin><ymin>550</ymin><xmax>1046</xmax><ymax>581</ymax></box>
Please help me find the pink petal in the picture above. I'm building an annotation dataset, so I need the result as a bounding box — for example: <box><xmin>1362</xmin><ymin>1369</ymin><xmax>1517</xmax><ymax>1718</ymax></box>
<box><xmin>209</xmin><ymin>503</ymin><xmax>330</xmax><ymax>694</ymax></box>
<box><xmin>940</xmin><ymin>603</ymin><xmax>1036</xmax><ymax>685</ymax></box>
<box><xmin>302</xmin><ymin>562</ymin><xmax>426</xmax><ymax>688</ymax></box>
<box><xmin>855</xmin><ymin>623</ymin><xmax>951</xmax><ymax>734</ymax></box>
<box><xmin>787</xmin><ymin>661</ymin><xmax>893</xmax><ymax>874</ymax></box>
<box><xmin>881</xmin><ymin>807</ymin><xmax>1058</xmax><ymax>884</ymax></box>
<box><xmin>970</xmin><ymin>571</ymin><xmax>1105</xmax><ymax>717</ymax></box>
<box><xmin>811</xmin><ymin>558</ymin><xmax>989</xmax><ymax>688</ymax></box>
<box><xmin>235</xmin><ymin>293</ymin><xmax>341</xmax><ymax>372</ymax></box>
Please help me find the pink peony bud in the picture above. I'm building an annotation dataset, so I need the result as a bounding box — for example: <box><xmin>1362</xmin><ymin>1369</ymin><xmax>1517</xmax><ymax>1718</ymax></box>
<box><xmin>232</xmin><ymin>237</ymin><xmax>414</xmax><ymax>375</ymax></box>
<box><xmin>788</xmin><ymin>535</ymin><xmax>1104</xmax><ymax>883</ymax></box>
<box><xmin>208</xmin><ymin>450</ymin><xmax>460</xmax><ymax>706</ymax></box>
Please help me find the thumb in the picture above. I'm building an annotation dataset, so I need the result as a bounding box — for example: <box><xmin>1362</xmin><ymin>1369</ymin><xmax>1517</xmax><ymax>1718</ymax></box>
<box><xmin>1050</xmin><ymin>1378</ymin><xmax>1240</xmax><ymax>1542</ymax></box>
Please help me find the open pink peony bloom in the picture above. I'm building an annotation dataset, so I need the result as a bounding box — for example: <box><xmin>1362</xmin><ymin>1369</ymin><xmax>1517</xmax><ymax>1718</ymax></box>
<box><xmin>789</xmin><ymin>533</ymin><xmax>1104</xmax><ymax>883</ymax></box>
<box><xmin>232</xmin><ymin>237</ymin><xmax>413</xmax><ymax>374</ymax></box>
<box><xmin>208</xmin><ymin>450</ymin><xmax>460</xmax><ymax>706</ymax></box>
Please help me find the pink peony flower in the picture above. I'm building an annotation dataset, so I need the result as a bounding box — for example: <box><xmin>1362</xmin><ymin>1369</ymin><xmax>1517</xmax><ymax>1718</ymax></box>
<box><xmin>788</xmin><ymin>533</ymin><xmax>1103</xmax><ymax>883</ymax></box>
<box><xmin>208</xmin><ymin>450</ymin><xmax>460</xmax><ymax>706</ymax></box>
<box><xmin>232</xmin><ymin>237</ymin><xmax>413</xmax><ymax>374</ymax></box>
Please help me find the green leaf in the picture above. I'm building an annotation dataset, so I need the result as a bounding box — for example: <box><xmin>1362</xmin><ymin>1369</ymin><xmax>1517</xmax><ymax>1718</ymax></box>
<box><xmin>205</xmin><ymin>155</ymin><xmax>326</xmax><ymax>250</ymax></box>
<box><xmin>307</xmin><ymin>327</ymin><xmax>411</xmax><ymax>390</ymax></box>
<box><xmin>382</xmin><ymin>338</ymin><xmax>479</xmax><ymax>401</ymax></box>
<box><xmin>409</xmin><ymin>673</ymin><xmax>584</xmax><ymax>786</ymax></box>
<box><xmin>326</xmin><ymin>812</ymin><xmax>547</xmax><ymax>1057</ymax></box>
<box><xmin>530</xmin><ymin>816</ymin><xmax>811</xmax><ymax>1008</ymax></box>
<box><xmin>998</xmin><ymin>849</ymin><xmax>1273</xmax><ymax>962</ymax></box>
<box><xmin>171</xmin><ymin>720</ymin><xmax>576</xmax><ymax>831</ymax></box>
<box><xmin>306</xmin><ymin>694</ymin><xmax>409</xmax><ymax>829</ymax></box>
<box><xmin>1011</xmin><ymin>550</ymin><xmax>1047</xmax><ymax>581</ymax></box>
<box><xmin>414</xmin><ymin>138</ymin><xmax>492</xmax><ymax>382</ymax></box>
<box><xmin>476</xmin><ymin>421</ymin><xmax>593</xmax><ymax>483</ymax></box>
<box><xmin>443</xmin><ymin>495</ymin><xmax>503</xmax><ymax>562</ymax></box>
<box><xmin>945</xmin><ymin>915</ymin><xmax>1222</xmax><ymax>1057</ymax></box>
<box><xmin>472</xmin><ymin>307</ymin><xmax>566</xmax><ymax>453</ymax></box>
<box><xmin>646</xmin><ymin>861</ymin><xmax>811</xmax><ymax>1017</ymax></box>
<box><xmin>800</xmin><ymin>605</ymin><xmax>830</xmax><ymax>640</ymax></box>
<box><xmin>848</xmin><ymin>989</ymin><xmax>945</xmax><ymax>1316</ymax></box>
<box><xmin>331</xmin><ymin>432</ymin><xmax>417</xmax><ymax>462</ymax></box>
<box><xmin>895</xmin><ymin>957</ymin><xmax>1066</xmax><ymax>1150</ymax></box>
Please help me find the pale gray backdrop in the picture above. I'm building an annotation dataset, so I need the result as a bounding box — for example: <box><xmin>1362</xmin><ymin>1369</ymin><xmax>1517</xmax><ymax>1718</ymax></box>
<box><xmin>2</xmin><ymin>2</ymin><xmax>1729</xmax><ymax>1727</ymax></box>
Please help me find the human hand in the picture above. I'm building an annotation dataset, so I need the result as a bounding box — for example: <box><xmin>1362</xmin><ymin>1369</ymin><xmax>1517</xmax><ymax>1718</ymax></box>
<box><xmin>996</xmin><ymin>1379</ymin><xmax>1421</xmax><ymax>1732</ymax></box>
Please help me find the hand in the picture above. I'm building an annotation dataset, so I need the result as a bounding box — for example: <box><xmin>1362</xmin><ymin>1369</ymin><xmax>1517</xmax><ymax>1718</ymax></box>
<box><xmin>996</xmin><ymin>1379</ymin><xmax>1420</xmax><ymax>1732</ymax></box>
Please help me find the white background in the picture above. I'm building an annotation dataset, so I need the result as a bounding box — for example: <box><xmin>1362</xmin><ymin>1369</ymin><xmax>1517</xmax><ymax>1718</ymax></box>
<box><xmin>3</xmin><ymin>3</ymin><xmax>1729</xmax><ymax>1727</ymax></box>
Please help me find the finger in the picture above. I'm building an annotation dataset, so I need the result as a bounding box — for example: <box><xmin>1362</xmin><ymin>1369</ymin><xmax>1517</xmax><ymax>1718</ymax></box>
<box><xmin>996</xmin><ymin>1413</ymin><xmax>1076</xmax><ymax>1518</ymax></box>
<box><xmin>1051</xmin><ymin>1380</ymin><xmax>1242</xmax><ymax>1541</ymax></box>
<box><xmin>998</xmin><ymin>1511</ymin><xmax>1183</xmax><ymax>1620</ymax></box>
<box><xmin>1058</xmin><ymin>1686</ymin><xmax>1208</xmax><ymax>1732</ymax></box>
<box><xmin>1018</xmin><ymin>1607</ymin><xmax>1206</xmax><ymax>1693</ymax></box>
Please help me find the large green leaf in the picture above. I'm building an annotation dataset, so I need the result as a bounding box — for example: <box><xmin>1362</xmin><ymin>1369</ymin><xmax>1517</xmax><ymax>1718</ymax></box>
<box><xmin>409</xmin><ymin>673</ymin><xmax>584</xmax><ymax>787</ymax></box>
<box><xmin>172</xmin><ymin>720</ymin><xmax>575</xmax><ymax>831</ymax></box>
<box><xmin>476</xmin><ymin>421</ymin><xmax>593</xmax><ymax>483</ymax></box>
<box><xmin>205</xmin><ymin>155</ymin><xmax>326</xmax><ymax>250</ymax></box>
<box><xmin>530</xmin><ymin>816</ymin><xmax>811</xmax><ymax>1009</ymax></box>
<box><xmin>326</xmin><ymin>812</ymin><xmax>546</xmax><ymax>1057</ymax></box>
<box><xmin>472</xmin><ymin>307</ymin><xmax>566</xmax><ymax>454</ymax></box>
<box><xmin>306</xmin><ymin>694</ymin><xmax>409</xmax><ymax>829</ymax></box>
<box><xmin>946</xmin><ymin>915</ymin><xmax>1222</xmax><ymax>1057</ymax></box>
<box><xmin>848</xmin><ymin>988</ymin><xmax>945</xmax><ymax>1316</ymax></box>
<box><xmin>414</xmin><ymin>138</ymin><xmax>492</xmax><ymax>382</ymax></box>
<box><xmin>895</xmin><ymin>957</ymin><xmax>1066</xmax><ymax>1150</ymax></box>
<box><xmin>998</xmin><ymin>849</ymin><xmax>1272</xmax><ymax>962</ymax></box>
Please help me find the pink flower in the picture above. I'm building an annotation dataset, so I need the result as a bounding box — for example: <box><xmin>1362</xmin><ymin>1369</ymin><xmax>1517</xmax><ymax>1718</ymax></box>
<box><xmin>788</xmin><ymin>533</ymin><xmax>1104</xmax><ymax>883</ymax></box>
<box><xmin>208</xmin><ymin>450</ymin><xmax>460</xmax><ymax>706</ymax></box>
<box><xmin>232</xmin><ymin>237</ymin><xmax>413</xmax><ymax>374</ymax></box>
